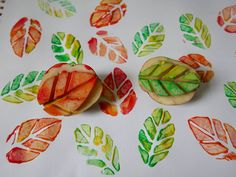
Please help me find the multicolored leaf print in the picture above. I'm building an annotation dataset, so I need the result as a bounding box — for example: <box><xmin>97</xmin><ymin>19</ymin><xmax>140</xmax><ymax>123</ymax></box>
<box><xmin>179</xmin><ymin>54</ymin><xmax>214</xmax><ymax>83</ymax></box>
<box><xmin>179</xmin><ymin>13</ymin><xmax>211</xmax><ymax>49</ymax></box>
<box><xmin>10</xmin><ymin>17</ymin><xmax>42</xmax><ymax>57</ymax></box>
<box><xmin>51</xmin><ymin>32</ymin><xmax>84</xmax><ymax>64</ymax></box>
<box><xmin>138</xmin><ymin>108</ymin><xmax>175</xmax><ymax>167</ymax></box>
<box><xmin>217</xmin><ymin>5</ymin><xmax>236</xmax><ymax>33</ymax></box>
<box><xmin>132</xmin><ymin>23</ymin><xmax>165</xmax><ymax>57</ymax></box>
<box><xmin>1</xmin><ymin>71</ymin><xmax>45</xmax><ymax>104</ymax></box>
<box><xmin>74</xmin><ymin>124</ymin><xmax>120</xmax><ymax>175</ymax></box>
<box><xmin>90</xmin><ymin>0</ymin><xmax>127</xmax><ymax>28</ymax></box>
<box><xmin>99</xmin><ymin>67</ymin><xmax>137</xmax><ymax>116</ymax></box>
<box><xmin>88</xmin><ymin>30</ymin><xmax>128</xmax><ymax>64</ymax></box>
<box><xmin>224</xmin><ymin>81</ymin><xmax>236</xmax><ymax>108</ymax></box>
<box><xmin>37</xmin><ymin>0</ymin><xmax>76</xmax><ymax>18</ymax></box>
<box><xmin>6</xmin><ymin>118</ymin><xmax>62</xmax><ymax>164</ymax></box>
<box><xmin>188</xmin><ymin>116</ymin><xmax>236</xmax><ymax>160</ymax></box>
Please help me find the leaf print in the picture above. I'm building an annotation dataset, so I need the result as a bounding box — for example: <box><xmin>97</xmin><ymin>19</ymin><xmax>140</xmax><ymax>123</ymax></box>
<box><xmin>98</xmin><ymin>67</ymin><xmax>137</xmax><ymax>116</ymax></box>
<box><xmin>224</xmin><ymin>81</ymin><xmax>236</xmax><ymax>108</ymax></box>
<box><xmin>90</xmin><ymin>0</ymin><xmax>127</xmax><ymax>28</ymax></box>
<box><xmin>132</xmin><ymin>23</ymin><xmax>165</xmax><ymax>57</ymax></box>
<box><xmin>38</xmin><ymin>0</ymin><xmax>76</xmax><ymax>18</ymax></box>
<box><xmin>138</xmin><ymin>56</ymin><xmax>201</xmax><ymax>105</ymax></box>
<box><xmin>88</xmin><ymin>30</ymin><xmax>128</xmax><ymax>64</ymax></box>
<box><xmin>51</xmin><ymin>32</ymin><xmax>84</xmax><ymax>64</ymax></box>
<box><xmin>10</xmin><ymin>17</ymin><xmax>42</xmax><ymax>57</ymax></box>
<box><xmin>138</xmin><ymin>108</ymin><xmax>175</xmax><ymax>167</ymax></box>
<box><xmin>37</xmin><ymin>63</ymin><xmax>103</xmax><ymax>116</ymax></box>
<box><xmin>74</xmin><ymin>124</ymin><xmax>120</xmax><ymax>175</ymax></box>
<box><xmin>217</xmin><ymin>5</ymin><xmax>236</xmax><ymax>33</ymax></box>
<box><xmin>179</xmin><ymin>54</ymin><xmax>214</xmax><ymax>83</ymax></box>
<box><xmin>179</xmin><ymin>13</ymin><xmax>211</xmax><ymax>49</ymax></box>
<box><xmin>6</xmin><ymin>118</ymin><xmax>62</xmax><ymax>163</ymax></box>
<box><xmin>188</xmin><ymin>116</ymin><xmax>236</xmax><ymax>160</ymax></box>
<box><xmin>1</xmin><ymin>71</ymin><xmax>45</xmax><ymax>104</ymax></box>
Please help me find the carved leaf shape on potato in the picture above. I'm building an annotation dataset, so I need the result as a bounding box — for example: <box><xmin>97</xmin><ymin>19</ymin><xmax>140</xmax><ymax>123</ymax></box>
<box><xmin>179</xmin><ymin>54</ymin><xmax>214</xmax><ymax>83</ymax></box>
<box><xmin>74</xmin><ymin>124</ymin><xmax>120</xmax><ymax>175</ymax></box>
<box><xmin>51</xmin><ymin>32</ymin><xmax>84</xmax><ymax>64</ymax></box>
<box><xmin>90</xmin><ymin>0</ymin><xmax>127</xmax><ymax>28</ymax></box>
<box><xmin>179</xmin><ymin>13</ymin><xmax>211</xmax><ymax>49</ymax></box>
<box><xmin>6</xmin><ymin>118</ymin><xmax>62</xmax><ymax>164</ymax></box>
<box><xmin>98</xmin><ymin>67</ymin><xmax>137</xmax><ymax>116</ymax></box>
<box><xmin>139</xmin><ymin>57</ymin><xmax>201</xmax><ymax>100</ymax></box>
<box><xmin>1</xmin><ymin>70</ymin><xmax>45</xmax><ymax>104</ymax></box>
<box><xmin>88</xmin><ymin>30</ymin><xmax>128</xmax><ymax>64</ymax></box>
<box><xmin>38</xmin><ymin>0</ymin><xmax>76</xmax><ymax>18</ymax></box>
<box><xmin>37</xmin><ymin>63</ymin><xmax>103</xmax><ymax>116</ymax></box>
<box><xmin>188</xmin><ymin>116</ymin><xmax>236</xmax><ymax>160</ymax></box>
<box><xmin>217</xmin><ymin>5</ymin><xmax>236</xmax><ymax>33</ymax></box>
<box><xmin>10</xmin><ymin>17</ymin><xmax>42</xmax><ymax>57</ymax></box>
<box><xmin>138</xmin><ymin>108</ymin><xmax>175</xmax><ymax>167</ymax></box>
<box><xmin>132</xmin><ymin>23</ymin><xmax>165</xmax><ymax>57</ymax></box>
<box><xmin>224</xmin><ymin>81</ymin><xmax>236</xmax><ymax>108</ymax></box>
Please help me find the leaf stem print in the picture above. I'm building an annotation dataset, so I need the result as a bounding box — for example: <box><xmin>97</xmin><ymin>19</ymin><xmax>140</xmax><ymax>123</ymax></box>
<box><xmin>90</xmin><ymin>0</ymin><xmax>127</xmax><ymax>28</ymax></box>
<box><xmin>188</xmin><ymin>116</ymin><xmax>236</xmax><ymax>160</ymax></box>
<box><xmin>224</xmin><ymin>81</ymin><xmax>236</xmax><ymax>108</ymax></box>
<box><xmin>74</xmin><ymin>124</ymin><xmax>120</xmax><ymax>175</ymax></box>
<box><xmin>138</xmin><ymin>108</ymin><xmax>175</xmax><ymax>167</ymax></box>
<box><xmin>132</xmin><ymin>23</ymin><xmax>165</xmax><ymax>57</ymax></box>
<box><xmin>38</xmin><ymin>0</ymin><xmax>76</xmax><ymax>18</ymax></box>
<box><xmin>10</xmin><ymin>17</ymin><xmax>42</xmax><ymax>57</ymax></box>
<box><xmin>6</xmin><ymin>118</ymin><xmax>62</xmax><ymax>163</ymax></box>
<box><xmin>179</xmin><ymin>13</ymin><xmax>211</xmax><ymax>49</ymax></box>
<box><xmin>51</xmin><ymin>32</ymin><xmax>84</xmax><ymax>64</ymax></box>
<box><xmin>1</xmin><ymin>71</ymin><xmax>45</xmax><ymax>104</ymax></box>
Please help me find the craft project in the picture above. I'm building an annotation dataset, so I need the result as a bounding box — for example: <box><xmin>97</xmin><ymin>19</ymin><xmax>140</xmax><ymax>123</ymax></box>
<box><xmin>139</xmin><ymin>56</ymin><xmax>201</xmax><ymax>105</ymax></box>
<box><xmin>179</xmin><ymin>54</ymin><xmax>214</xmax><ymax>83</ymax></box>
<box><xmin>88</xmin><ymin>30</ymin><xmax>128</xmax><ymax>64</ymax></box>
<box><xmin>224</xmin><ymin>81</ymin><xmax>236</xmax><ymax>108</ymax></box>
<box><xmin>217</xmin><ymin>5</ymin><xmax>236</xmax><ymax>33</ymax></box>
<box><xmin>51</xmin><ymin>32</ymin><xmax>84</xmax><ymax>64</ymax></box>
<box><xmin>132</xmin><ymin>22</ymin><xmax>165</xmax><ymax>57</ymax></box>
<box><xmin>10</xmin><ymin>17</ymin><xmax>42</xmax><ymax>57</ymax></box>
<box><xmin>188</xmin><ymin>116</ymin><xmax>236</xmax><ymax>160</ymax></box>
<box><xmin>1</xmin><ymin>71</ymin><xmax>45</xmax><ymax>104</ymax></box>
<box><xmin>138</xmin><ymin>108</ymin><xmax>175</xmax><ymax>167</ymax></box>
<box><xmin>90</xmin><ymin>0</ymin><xmax>127</xmax><ymax>28</ymax></box>
<box><xmin>37</xmin><ymin>63</ymin><xmax>103</xmax><ymax>116</ymax></box>
<box><xmin>38</xmin><ymin>0</ymin><xmax>76</xmax><ymax>18</ymax></box>
<box><xmin>179</xmin><ymin>13</ymin><xmax>211</xmax><ymax>49</ymax></box>
<box><xmin>74</xmin><ymin>124</ymin><xmax>120</xmax><ymax>175</ymax></box>
<box><xmin>99</xmin><ymin>67</ymin><xmax>137</xmax><ymax>116</ymax></box>
<box><xmin>6</xmin><ymin>118</ymin><xmax>62</xmax><ymax>163</ymax></box>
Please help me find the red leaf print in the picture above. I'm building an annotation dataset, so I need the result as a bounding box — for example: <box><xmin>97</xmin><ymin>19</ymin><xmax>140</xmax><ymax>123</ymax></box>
<box><xmin>6</xmin><ymin>118</ymin><xmax>61</xmax><ymax>164</ymax></box>
<box><xmin>188</xmin><ymin>116</ymin><xmax>236</xmax><ymax>160</ymax></box>
<box><xmin>217</xmin><ymin>5</ymin><xmax>236</xmax><ymax>33</ymax></box>
<box><xmin>90</xmin><ymin>0</ymin><xmax>127</xmax><ymax>28</ymax></box>
<box><xmin>10</xmin><ymin>17</ymin><xmax>42</xmax><ymax>57</ymax></box>
<box><xmin>179</xmin><ymin>54</ymin><xmax>214</xmax><ymax>83</ymax></box>
<box><xmin>99</xmin><ymin>67</ymin><xmax>137</xmax><ymax>116</ymax></box>
<box><xmin>88</xmin><ymin>30</ymin><xmax>128</xmax><ymax>64</ymax></box>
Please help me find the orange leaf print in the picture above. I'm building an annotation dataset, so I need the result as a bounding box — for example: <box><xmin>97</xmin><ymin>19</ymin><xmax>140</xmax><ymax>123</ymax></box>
<box><xmin>88</xmin><ymin>30</ymin><xmax>128</xmax><ymax>64</ymax></box>
<box><xmin>179</xmin><ymin>54</ymin><xmax>214</xmax><ymax>83</ymax></box>
<box><xmin>99</xmin><ymin>67</ymin><xmax>137</xmax><ymax>116</ymax></box>
<box><xmin>90</xmin><ymin>0</ymin><xmax>127</xmax><ymax>28</ymax></box>
<box><xmin>217</xmin><ymin>5</ymin><xmax>236</xmax><ymax>33</ymax></box>
<box><xmin>188</xmin><ymin>116</ymin><xmax>236</xmax><ymax>161</ymax></box>
<box><xmin>10</xmin><ymin>17</ymin><xmax>42</xmax><ymax>57</ymax></box>
<box><xmin>6</xmin><ymin>118</ymin><xmax>61</xmax><ymax>163</ymax></box>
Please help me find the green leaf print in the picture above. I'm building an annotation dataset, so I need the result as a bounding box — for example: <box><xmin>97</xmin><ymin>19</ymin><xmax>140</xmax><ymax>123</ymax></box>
<box><xmin>224</xmin><ymin>81</ymin><xmax>236</xmax><ymax>108</ymax></box>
